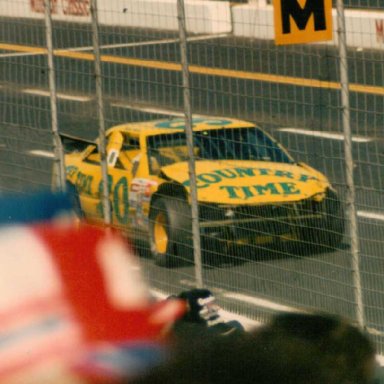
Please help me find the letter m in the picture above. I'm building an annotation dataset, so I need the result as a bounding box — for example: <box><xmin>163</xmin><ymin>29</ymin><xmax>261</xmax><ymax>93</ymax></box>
<box><xmin>281</xmin><ymin>0</ymin><xmax>326</xmax><ymax>34</ymax></box>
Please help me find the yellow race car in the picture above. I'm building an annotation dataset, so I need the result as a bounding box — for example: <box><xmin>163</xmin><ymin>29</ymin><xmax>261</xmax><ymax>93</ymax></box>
<box><xmin>62</xmin><ymin>117</ymin><xmax>344</xmax><ymax>267</ymax></box>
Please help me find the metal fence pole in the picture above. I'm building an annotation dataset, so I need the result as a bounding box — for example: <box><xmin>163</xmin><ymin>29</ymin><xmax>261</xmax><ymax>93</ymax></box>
<box><xmin>336</xmin><ymin>0</ymin><xmax>365</xmax><ymax>328</ymax></box>
<box><xmin>177</xmin><ymin>0</ymin><xmax>203</xmax><ymax>288</ymax></box>
<box><xmin>44</xmin><ymin>0</ymin><xmax>66</xmax><ymax>192</ymax></box>
<box><xmin>90</xmin><ymin>0</ymin><xmax>112</xmax><ymax>225</ymax></box>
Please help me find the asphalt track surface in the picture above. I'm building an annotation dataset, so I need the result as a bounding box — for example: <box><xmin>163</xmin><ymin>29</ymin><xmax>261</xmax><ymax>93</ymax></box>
<box><xmin>1</xmin><ymin>18</ymin><xmax>384</xmax><ymax>347</ymax></box>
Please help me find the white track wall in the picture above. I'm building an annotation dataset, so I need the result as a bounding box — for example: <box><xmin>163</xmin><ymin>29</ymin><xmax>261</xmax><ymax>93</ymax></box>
<box><xmin>0</xmin><ymin>0</ymin><xmax>232</xmax><ymax>34</ymax></box>
<box><xmin>1</xmin><ymin>1</ymin><xmax>384</xmax><ymax>47</ymax></box>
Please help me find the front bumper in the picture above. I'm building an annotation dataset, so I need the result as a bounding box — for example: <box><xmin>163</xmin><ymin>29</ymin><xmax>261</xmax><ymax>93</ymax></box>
<box><xmin>198</xmin><ymin>195</ymin><xmax>328</xmax><ymax>245</ymax></box>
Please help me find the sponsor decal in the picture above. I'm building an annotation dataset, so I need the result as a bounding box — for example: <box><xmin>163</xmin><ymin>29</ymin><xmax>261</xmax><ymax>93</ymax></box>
<box><xmin>113</xmin><ymin>177</ymin><xmax>129</xmax><ymax>224</ymax></box>
<box><xmin>30</xmin><ymin>0</ymin><xmax>89</xmax><ymax>16</ymax></box>
<box><xmin>62</xmin><ymin>0</ymin><xmax>90</xmax><ymax>16</ymax></box>
<box><xmin>66</xmin><ymin>165</ymin><xmax>78</xmax><ymax>178</ymax></box>
<box><xmin>181</xmin><ymin>167</ymin><xmax>319</xmax><ymax>199</ymax></box>
<box><xmin>220</xmin><ymin>183</ymin><xmax>300</xmax><ymax>200</ymax></box>
<box><xmin>376</xmin><ymin>19</ymin><xmax>384</xmax><ymax>44</ymax></box>
<box><xmin>96</xmin><ymin>175</ymin><xmax>114</xmax><ymax>219</ymax></box>
<box><xmin>76</xmin><ymin>171</ymin><xmax>93</xmax><ymax>195</ymax></box>
<box><xmin>30</xmin><ymin>0</ymin><xmax>58</xmax><ymax>13</ymax></box>
<box><xmin>130</xmin><ymin>179</ymin><xmax>157</xmax><ymax>200</ymax></box>
<box><xmin>182</xmin><ymin>167</ymin><xmax>318</xmax><ymax>188</ymax></box>
<box><xmin>155</xmin><ymin>118</ymin><xmax>233</xmax><ymax>130</ymax></box>
<box><xmin>129</xmin><ymin>179</ymin><xmax>158</xmax><ymax>227</ymax></box>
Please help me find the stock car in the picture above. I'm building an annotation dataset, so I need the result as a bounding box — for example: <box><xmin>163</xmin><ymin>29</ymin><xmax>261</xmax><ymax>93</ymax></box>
<box><xmin>62</xmin><ymin>117</ymin><xmax>345</xmax><ymax>267</ymax></box>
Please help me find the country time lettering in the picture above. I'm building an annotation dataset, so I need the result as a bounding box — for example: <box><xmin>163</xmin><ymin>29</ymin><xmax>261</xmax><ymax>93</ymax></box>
<box><xmin>220</xmin><ymin>183</ymin><xmax>299</xmax><ymax>200</ymax></box>
<box><xmin>182</xmin><ymin>167</ymin><xmax>318</xmax><ymax>188</ymax></box>
<box><xmin>182</xmin><ymin>167</ymin><xmax>319</xmax><ymax>199</ymax></box>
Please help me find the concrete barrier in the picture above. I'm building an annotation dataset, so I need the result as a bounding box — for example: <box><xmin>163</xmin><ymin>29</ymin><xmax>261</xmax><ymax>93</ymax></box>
<box><xmin>0</xmin><ymin>0</ymin><xmax>232</xmax><ymax>34</ymax></box>
<box><xmin>232</xmin><ymin>4</ymin><xmax>384</xmax><ymax>49</ymax></box>
<box><xmin>1</xmin><ymin>1</ymin><xmax>383</xmax><ymax>48</ymax></box>
<box><xmin>0</xmin><ymin>0</ymin><xmax>90</xmax><ymax>22</ymax></box>
<box><xmin>100</xmin><ymin>0</ymin><xmax>231</xmax><ymax>34</ymax></box>
<box><xmin>232</xmin><ymin>5</ymin><xmax>275</xmax><ymax>40</ymax></box>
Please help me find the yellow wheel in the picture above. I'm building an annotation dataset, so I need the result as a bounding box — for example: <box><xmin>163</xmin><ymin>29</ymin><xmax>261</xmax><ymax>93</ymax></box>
<box><xmin>153</xmin><ymin>212</ymin><xmax>168</xmax><ymax>255</ymax></box>
<box><xmin>149</xmin><ymin>196</ymin><xmax>192</xmax><ymax>268</ymax></box>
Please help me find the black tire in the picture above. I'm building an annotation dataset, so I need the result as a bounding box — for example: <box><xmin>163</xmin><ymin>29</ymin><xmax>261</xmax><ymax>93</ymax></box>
<box><xmin>65</xmin><ymin>182</ymin><xmax>83</xmax><ymax>219</ymax></box>
<box><xmin>149</xmin><ymin>196</ymin><xmax>193</xmax><ymax>268</ymax></box>
<box><xmin>299</xmin><ymin>189</ymin><xmax>345</xmax><ymax>251</ymax></box>
<box><xmin>319</xmin><ymin>189</ymin><xmax>345</xmax><ymax>248</ymax></box>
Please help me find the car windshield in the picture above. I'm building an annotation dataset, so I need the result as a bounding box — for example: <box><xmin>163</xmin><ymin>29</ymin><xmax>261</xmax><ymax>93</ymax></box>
<box><xmin>147</xmin><ymin>127</ymin><xmax>293</xmax><ymax>170</ymax></box>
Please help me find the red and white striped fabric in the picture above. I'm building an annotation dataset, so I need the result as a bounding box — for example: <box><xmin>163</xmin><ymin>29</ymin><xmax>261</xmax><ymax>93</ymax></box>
<box><xmin>0</xmin><ymin>223</ymin><xmax>185</xmax><ymax>384</ymax></box>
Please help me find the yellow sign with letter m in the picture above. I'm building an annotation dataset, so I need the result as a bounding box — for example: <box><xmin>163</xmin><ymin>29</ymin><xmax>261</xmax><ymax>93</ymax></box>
<box><xmin>274</xmin><ymin>0</ymin><xmax>333</xmax><ymax>45</ymax></box>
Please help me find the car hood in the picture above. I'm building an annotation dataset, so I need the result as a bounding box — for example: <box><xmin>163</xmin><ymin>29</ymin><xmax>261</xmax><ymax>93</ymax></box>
<box><xmin>160</xmin><ymin>160</ymin><xmax>330</xmax><ymax>204</ymax></box>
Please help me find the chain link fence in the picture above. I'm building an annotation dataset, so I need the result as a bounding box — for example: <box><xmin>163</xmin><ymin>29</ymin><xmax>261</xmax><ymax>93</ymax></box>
<box><xmin>1</xmin><ymin>0</ymin><xmax>384</xmax><ymax>352</ymax></box>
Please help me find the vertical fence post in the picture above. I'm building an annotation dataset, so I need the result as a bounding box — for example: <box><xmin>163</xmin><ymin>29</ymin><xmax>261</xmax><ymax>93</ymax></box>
<box><xmin>90</xmin><ymin>0</ymin><xmax>111</xmax><ymax>225</ymax></box>
<box><xmin>336</xmin><ymin>0</ymin><xmax>365</xmax><ymax>328</ymax></box>
<box><xmin>44</xmin><ymin>0</ymin><xmax>66</xmax><ymax>192</ymax></box>
<box><xmin>177</xmin><ymin>0</ymin><xmax>203</xmax><ymax>288</ymax></box>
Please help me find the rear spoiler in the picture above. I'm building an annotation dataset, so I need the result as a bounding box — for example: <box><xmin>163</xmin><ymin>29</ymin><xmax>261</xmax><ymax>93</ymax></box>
<box><xmin>59</xmin><ymin>132</ymin><xmax>96</xmax><ymax>153</ymax></box>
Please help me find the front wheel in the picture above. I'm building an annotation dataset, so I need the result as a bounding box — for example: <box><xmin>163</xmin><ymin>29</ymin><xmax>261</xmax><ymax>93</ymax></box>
<box><xmin>318</xmin><ymin>190</ymin><xmax>345</xmax><ymax>249</ymax></box>
<box><xmin>298</xmin><ymin>189</ymin><xmax>345</xmax><ymax>251</ymax></box>
<box><xmin>149</xmin><ymin>197</ymin><xmax>193</xmax><ymax>268</ymax></box>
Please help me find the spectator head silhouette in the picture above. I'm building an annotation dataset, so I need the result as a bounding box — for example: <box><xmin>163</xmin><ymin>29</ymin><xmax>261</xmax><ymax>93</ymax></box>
<box><xmin>134</xmin><ymin>311</ymin><xmax>377</xmax><ymax>384</ymax></box>
<box><xmin>266</xmin><ymin>312</ymin><xmax>377</xmax><ymax>384</ymax></box>
<box><xmin>133</xmin><ymin>319</ymin><xmax>329</xmax><ymax>384</ymax></box>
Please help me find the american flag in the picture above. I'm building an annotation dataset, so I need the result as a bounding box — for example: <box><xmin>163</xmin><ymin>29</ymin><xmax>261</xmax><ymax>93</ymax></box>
<box><xmin>0</xmin><ymin>191</ymin><xmax>185</xmax><ymax>383</ymax></box>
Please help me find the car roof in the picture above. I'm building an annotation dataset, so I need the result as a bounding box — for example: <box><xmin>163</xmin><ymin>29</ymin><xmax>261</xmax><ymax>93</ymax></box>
<box><xmin>106</xmin><ymin>117</ymin><xmax>255</xmax><ymax>137</ymax></box>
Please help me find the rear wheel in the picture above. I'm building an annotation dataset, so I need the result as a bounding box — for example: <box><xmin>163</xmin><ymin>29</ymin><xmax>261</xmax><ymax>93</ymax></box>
<box><xmin>149</xmin><ymin>197</ymin><xmax>193</xmax><ymax>268</ymax></box>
